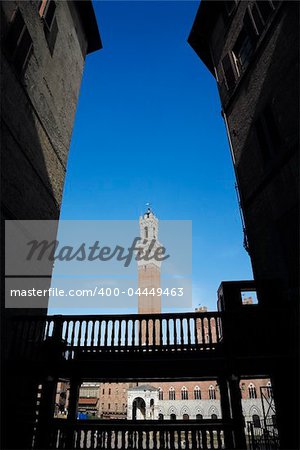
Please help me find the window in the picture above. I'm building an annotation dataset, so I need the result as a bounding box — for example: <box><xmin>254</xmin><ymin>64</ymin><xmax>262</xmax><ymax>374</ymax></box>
<box><xmin>255</xmin><ymin>103</ymin><xmax>281</xmax><ymax>162</ymax></box>
<box><xmin>233</xmin><ymin>29</ymin><xmax>255</xmax><ymax>75</ymax></box>
<box><xmin>183</xmin><ymin>414</ymin><xmax>189</xmax><ymax>420</ymax></box>
<box><xmin>181</xmin><ymin>387</ymin><xmax>188</xmax><ymax>400</ymax></box>
<box><xmin>169</xmin><ymin>387</ymin><xmax>175</xmax><ymax>400</ymax></box>
<box><xmin>211</xmin><ymin>413</ymin><xmax>218</xmax><ymax>419</ymax></box>
<box><xmin>196</xmin><ymin>414</ymin><xmax>203</xmax><ymax>420</ymax></box>
<box><xmin>266</xmin><ymin>382</ymin><xmax>273</xmax><ymax>398</ymax></box>
<box><xmin>248</xmin><ymin>384</ymin><xmax>257</xmax><ymax>399</ymax></box>
<box><xmin>4</xmin><ymin>8</ymin><xmax>33</xmax><ymax>75</ymax></box>
<box><xmin>158</xmin><ymin>388</ymin><xmax>163</xmax><ymax>400</ymax></box>
<box><xmin>194</xmin><ymin>386</ymin><xmax>201</xmax><ymax>400</ymax></box>
<box><xmin>38</xmin><ymin>0</ymin><xmax>58</xmax><ymax>55</ymax></box>
<box><xmin>108</xmin><ymin>388</ymin><xmax>111</xmax><ymax>395</ymax></box>
<box><xmin>158</xmin><ymin>413</ymin><xmax>164</xmax><ymax>420</ymax></box>
<box><xmin>122</xmin><ymin>403</ymin><xmax>125</xmax><ymax>411</ymax></box>
<box><xmin>209</xmin><ymin>386</ymin><xmax>216</xmax><ymax>400</ymax></box>
<box><xmin>221</xmin><ymin>53</ymin><xmax>237</xmax><ymax>91</ymax></box>
<box><xmin>252</xmin><ymin>414</ymin><xmax>261</xmax><ymax>428</ymax></box>
<box><xmin>102</xmin><ymin>388</ymin><xmax>105</xmax><ymax>395</ymax></box>
<box><xmin>170</xmin><ymin>414</ymin><xmax>176</xmax><ymax>420</ymax></box>
<box><xmin>108</xmin><ymin>403</ymin><xmax>111</xmax><ymax>410</ymax></box>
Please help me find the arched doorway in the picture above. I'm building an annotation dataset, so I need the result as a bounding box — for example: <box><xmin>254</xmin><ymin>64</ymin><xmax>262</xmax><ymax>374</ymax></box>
<box><xmin>132</xmin><ymin>397</ymin><xmax>146</xmax><ymax>420</ymax></box>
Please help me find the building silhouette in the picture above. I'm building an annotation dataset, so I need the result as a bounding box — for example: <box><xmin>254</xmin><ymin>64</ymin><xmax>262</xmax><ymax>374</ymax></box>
<box><xmin>188</xmin><ymin>1</ymin><xmax>299</xmax><ymax>448</ymax></box>
<box><xmin>1</xmin><ymin>1</ymin><xmax>101</xmax><ymax>448</ymax></box>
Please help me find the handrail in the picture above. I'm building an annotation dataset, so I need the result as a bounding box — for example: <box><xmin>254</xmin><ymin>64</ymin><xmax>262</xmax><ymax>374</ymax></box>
<box><xmin>10</xmin><ymin>311</ymin><xmax>223</xmax><ymax>360</ymax></box>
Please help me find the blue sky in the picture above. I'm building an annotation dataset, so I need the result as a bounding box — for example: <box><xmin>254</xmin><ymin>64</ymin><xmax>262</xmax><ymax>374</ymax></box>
<box><xmin>49</xmin><ymin>1</ymin><xmax>253</xmax><ymax>313</ymax></box>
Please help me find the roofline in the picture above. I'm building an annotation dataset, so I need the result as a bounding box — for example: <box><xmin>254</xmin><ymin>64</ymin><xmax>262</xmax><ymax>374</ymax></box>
<box><xmin>74</xmin><ymin>0</ymin><xmax>102</xmax><ymax>54</ymax></box>
<box><xmin>187</xmin><ymin>0</ymin><xmax>223</xmax><ymax>76</ymax></box>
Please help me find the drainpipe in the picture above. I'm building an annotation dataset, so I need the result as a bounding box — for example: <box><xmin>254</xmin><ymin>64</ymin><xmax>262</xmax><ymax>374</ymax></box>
<box><xmin>221</xmin><ymin>109</ymin><xmax>250</xmax><ymax>254</ymax></box>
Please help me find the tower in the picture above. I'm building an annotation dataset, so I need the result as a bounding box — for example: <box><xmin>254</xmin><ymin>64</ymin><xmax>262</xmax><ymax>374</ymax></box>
<box><xmin>137</xmin><ymin>207</ymin><xmax>162</xmax><ymax>344</ymax></box>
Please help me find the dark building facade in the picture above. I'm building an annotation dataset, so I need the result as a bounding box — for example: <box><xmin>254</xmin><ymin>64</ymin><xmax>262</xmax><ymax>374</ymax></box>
<box><xmin>1</xmin><ymin>1</ymin><xmax>101</xmax><ymax>448</ymax></box>
<box><xmin>188</xmin><ymin>1</ymin><xmax>299</xmax><ymax>448</ymax></box>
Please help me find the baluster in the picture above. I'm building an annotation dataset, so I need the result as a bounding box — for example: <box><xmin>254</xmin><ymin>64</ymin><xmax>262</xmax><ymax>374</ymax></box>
<box><xmin>202</xmin><ymin>429</ymin><xmax>208</xmax><ymax>450</ymax></box>
<box><xmin>90</xmin><ymin>320</ymin><xmax>95</xmax><ymax>348</ymax></box>
<box><xmin>185</xmin><ymin>429</ymin><xmax>189</xmax><ymax>449</ymax></box>
<box><xmin>217</xmin><ymin>429</ymin><xmax>223</xmax><ymax>449</ymax></box>
<box><xmin>124</xmin><ymin>320</ymin><xmax>128</xmax><ymax>349</ymax></box>
<box><xmin>145</xmin><ymin>318</ymin><xmax>149</xmax><ymax>347</ymax></box>
<box><xmin>174</xmin><ymin>318</ymin><xmax>177</xmax><ymax>347</ymax></box>
<box><xmin>97</xmin><ymin>320</ymin><xmax>102</xmax><ymax>347</ymax></box>
<box><xmin>91</xmin><ymin>428</ymin><xmax>96</xmax><ymax>449</ymax></box>
<box><xmin>104</xmin><ymin>321</ymin><xmax>108</xmax><ymax>348</ymax></box>
<box><xmin>209</xmin><ymin>430</ymin><xmax>214</xmax><ymax>449</ymax></box>
<box><xmin>160</xmin><ymin>319</ymin><xmax>163</xmax><ymax>347</ymax></box>
<box><xmin>166</xmin><ymin>319</ymin><xmax>170</xmax><ymax>346</ymax></box>
<box><xmin>153</xmin><ymin>429</ymin><xmax>157</xmax><ymax>449</ymax></box>
<box><xmin>187</xmin><ymin>317</ymin><xmax>191</xmax><ymax>347</ymax></box>
<box><xmin>145</xmin><ymin>430</ymin><xmax>150</xmax><ymax>449</ymax></box>
<box><xmin>84</xmin><ymin>320</ymin><xmax>89</xmax><ymax>347</ymax></box>
<box><xmin>111</xmin><ymin>320</ymin><xmax>115</xmax><ymax>347</ymax></box>
<box><xmin>208</xmin><ymin>318</ymin><xmax>213</xmax><ymax>345</ymax></box>
<box><xmin>64</xmin><ymin>320</ymin><xmax>70</xmax><ymax>346</ymax></box>
<box><xmin>180</xmin><ymin>318</ymin><xmax>184</xmax><ymax>347</ymax></box>
<box><xmin>160</xmin><ymin>429</ymin><xmax>165</xmax><ymax>449</ymax></box>
<box><xmin>138</xmin><ymin>319</ymin><xmax>142</xmax><ymax>347</ymax></box>
<box><xmin>201</xmin><ymin>318</ymin><xmax>206</xmax><ymax>346</ymax></box>
<box><xmin>131</xmin><ymin>320</ymin><xmax>135</xmax><ymax>347</ymax></box>
<box><xmin>77</xmin><ymin>320</ymin><xmax>83</xmax><ymax>347</ymax></box>
<box><xmin>152</xmin><ymin>319</ymin><xmax>156</xmax><ymax>346</ymax></box>
<box><xmin>82</xmin><ymin>429</ymin><xmax>87</xmax><ymax>449</ymax></box>
<box><xmin>118</xmin><ymin>320</ymin><xmax>122</xmax><ymax>347</ymax></box>
<box><xmin>194</xmin><ymin>317</ymin><xmax>198</xmax><ymax>346</ymax></box>
<box><xmin>178</xmin><ymin>430</ymin><xmax>182</xmax><ymax>449</ymax></box>
<box><xmin>121</xmin><ymin>428</ymin><xmax>126</xmax><ymax>449</ymax></box>
<box><xmin>107</xmin><ymin>429</ymin><xmax>112</xmax><ymax>449</ymax></box>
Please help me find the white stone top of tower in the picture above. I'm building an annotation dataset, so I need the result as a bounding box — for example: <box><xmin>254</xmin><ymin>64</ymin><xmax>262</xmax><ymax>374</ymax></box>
<box><xmin>137</xmin><ymin>207</ymin><xmax>163</xmax><ymax>269</ymax></box>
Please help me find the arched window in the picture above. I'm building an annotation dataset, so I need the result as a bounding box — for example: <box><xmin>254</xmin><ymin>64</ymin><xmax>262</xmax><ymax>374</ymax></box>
<box><xmin>158</xmin><ymin>388</ymin><xmax>163</xmax><ymax>400</ymax></box>
<box><xmin>183</xmin><ymin>413</ymin><xmax>189</xmax><ymax>420</ymax></box>
<box><xmin>211</xmin><ymin>413</ymin><xmax>218</xmax><ymax>419</ymax></box>
<box><xmin>181</xmin><ymin>386</ymin><xmax>188</xmax><ymax>400</ymax></box>
<box><xmin>266</xmin><ymin>381</ymin><xmax>272</xmax><ymax>398</ymax></box>
<box><xmin>196</xmin><ymin>414</ymin><xmax>203</xmax><ymax>420</ymax></box>
<box><xmin>158</xmin><ymin>413</ymin><xmax>164</xmax><ymax>420</ymax></box>
<box><xmin>194</xmin><ymin>386</ymin><xmax>201</xmax><ymax>400</ymax></box>
<box><xmin>209</xmin><ymin>385</ymin><xmax>216</xmax><ymax>400</ymax></box>
<box><xmin>169</xmin><ymin>387</ymin><xmax>175</xmax><ymax>400</ymax></box>
<box><xmin>170</xmin><ymin>413</ymin><xmax>176</xmax><ymax>420</ymax></box>
<box><xmin>252</xmin><ymin>414</ymin><xmax>260</xmax><ymax>428</ymax></box>
<box><xmin>248</xmin><ymin>383</ymin><xmax>257</xmax><ymax>399</ymax></box>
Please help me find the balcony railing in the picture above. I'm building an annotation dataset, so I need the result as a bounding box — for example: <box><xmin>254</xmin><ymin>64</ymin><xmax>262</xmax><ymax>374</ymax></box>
<box><xmin>43</xmin><ymin>419</ymin><xmax>230</xmax><ymax>449</ymax></box>
<box><xmin>10</xmin><ymin>311</ymin><xmax>223</xmax><ymax>360</ymax></box>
